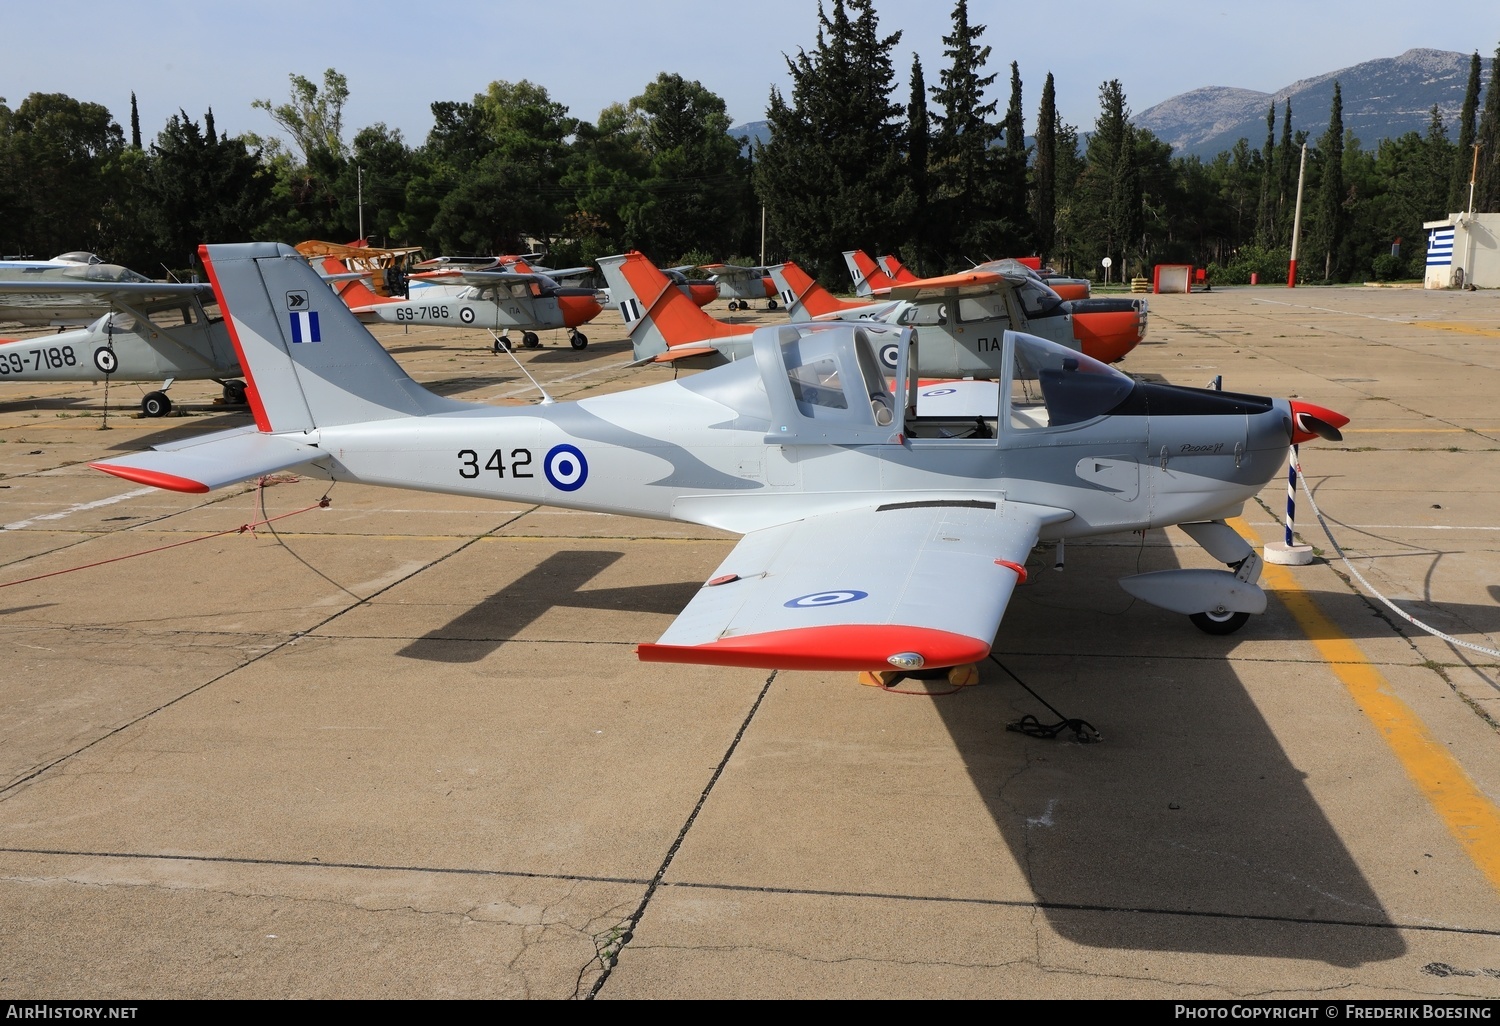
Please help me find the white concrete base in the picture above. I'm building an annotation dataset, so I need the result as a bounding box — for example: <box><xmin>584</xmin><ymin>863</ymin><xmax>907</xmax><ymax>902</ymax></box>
<box><xmin>1264</xmin><ymin>541</ymin><xmax>1314</xmax><ymax>565</ymax></box>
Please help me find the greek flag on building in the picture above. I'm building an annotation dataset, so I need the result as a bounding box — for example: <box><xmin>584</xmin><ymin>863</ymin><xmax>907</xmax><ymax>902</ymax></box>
<box><xmin>1426</xmin><ymin>227</ymin><xmax>1454</xmax><ymax>268</ymax></box>
<box><xmin>289</xmin><ymin>310</ymin><xmax>321</xmax><ymax>343</ymax></box>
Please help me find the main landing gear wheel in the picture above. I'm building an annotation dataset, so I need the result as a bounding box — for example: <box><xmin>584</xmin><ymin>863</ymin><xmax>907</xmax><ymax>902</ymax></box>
<box><xmin>494</xmin><ymin>336</ymin><xmax>512</xmax><ymax>353</ymax></box>
<box><xmin>1189</xmin><ymin>609</ymin><xmax>1251</xmax><ymax>635</ymax></box>
<box><xmin>522</xmin><ymin>332</ymin><xmax>541</xmax><ymax>349</ymax></box>
<box><xmin>569</xmin><ymin>331</ymin><xmax>588</xmax><ymax>350</ymax></box>
<box><xmin>141</xmin><ymin>391</ymin><xmax>172</xmax><ymax>418</ymax></box>
<box><xmin>727</xmin><ymin>300</ymin><xmax>740</xmax><ymax>311</ymax></box>
<box><xmin>222</xmin><ymin>380</ymin><xmax>247</xmax><ymax>405</ymax></box>
<box><xmin>767</xmin><ymin>299</ymin><xmax>779</xmax><ymax>311</ymax></box>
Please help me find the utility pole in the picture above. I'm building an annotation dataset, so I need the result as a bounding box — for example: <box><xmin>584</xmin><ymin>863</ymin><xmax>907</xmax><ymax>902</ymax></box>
<box><xmin>759</xmin><ymin>206</ymin><xmax>766</xmax><ymax>268</ymax></box>
<box><xmin>357</xmin><ymin>165</ymin><xmax>365</xmax><ymax>243</ymax></box>
<box><xmin>1288</xmin><ymin>143</ymin><xmax>1307</xmax><ymax>288</ymax></box>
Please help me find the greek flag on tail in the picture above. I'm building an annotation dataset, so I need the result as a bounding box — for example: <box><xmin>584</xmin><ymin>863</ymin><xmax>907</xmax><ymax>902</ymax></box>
<box><xmin>289</xmin><ymin>310</ymin><xmax>321</xmax><ymax>343</ymax></box>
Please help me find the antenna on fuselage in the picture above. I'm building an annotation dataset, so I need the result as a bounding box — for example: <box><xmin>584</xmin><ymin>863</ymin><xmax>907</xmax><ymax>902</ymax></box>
<box><xmin>489</xmin><ymin>330</ymin><xmax>555</xmax><ymax>405</ymax></box>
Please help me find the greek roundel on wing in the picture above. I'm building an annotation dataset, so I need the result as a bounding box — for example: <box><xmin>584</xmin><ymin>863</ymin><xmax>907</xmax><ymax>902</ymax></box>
<box><xmin>459</xmin><ymin>306</ymin><xmax>475</xmax><ymax>324</ymax></box>
<box><xmin>783</xmin><ymin>590</ymin><xmax>868</xmax><ymax>609</ymax></box>
<box><xmin>93</xmin><ymin>347</ymin><xmax>118</xmax><ymax>374</ymax></box>
<box><xmin>879</xmin><ymin>343</ymin><xmax>898</xmax><ymax>369</ymax></box>
<box><xmin>922</xmin><ymin>387</ymin><xmax>957</xmax><ymax>396</ymax></box>
<box><xmin>543</xmin><ymin>443</ymin><xmax>588</xmax><ymax>491</ymax></box>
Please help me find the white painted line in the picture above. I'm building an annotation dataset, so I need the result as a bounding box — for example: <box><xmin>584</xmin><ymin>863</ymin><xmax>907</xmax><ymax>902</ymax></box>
<box><xmin>2</xmin><ymin>487</ymin><xmax>157</xmax><ymax>531</ymax></box>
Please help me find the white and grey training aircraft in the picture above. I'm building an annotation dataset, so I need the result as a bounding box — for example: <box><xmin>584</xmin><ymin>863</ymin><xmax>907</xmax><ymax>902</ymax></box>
<box><xmin>0</xmin><ymin>252</ymin><xmax>155</xmax><ymax>327</ymax></box>
<box><xmin>92</xmin><ymin>242</ymin><xmax>1348</xmax><ymax>680</ymax></box>
<box><xmin>0</xmin><ymin>278</ymin><xmax>247</xmax><ymax>417</ymax></box>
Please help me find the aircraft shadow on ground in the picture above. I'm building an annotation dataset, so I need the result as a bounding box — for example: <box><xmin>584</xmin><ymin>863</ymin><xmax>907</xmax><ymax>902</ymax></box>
<box><xmin>396</xmin><ymin>550</ymin><xmax>701</xmax><ymax>663</ymax></box>
<box><xmin>933</xmin><ymin>537</ymin><xmax>1406</xmax><ymax>967</ymax></box>
<box><xmin>103</xmin><ymin>413</ymin><xmax>252</xmax><ymax>451</ymax></box>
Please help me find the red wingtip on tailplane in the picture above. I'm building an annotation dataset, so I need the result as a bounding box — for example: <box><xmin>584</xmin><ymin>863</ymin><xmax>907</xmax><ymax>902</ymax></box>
<box><xmin>1289</xmin><ymin>401</ymin><xmax>1348</xmax><ymax>443</ymax></box>
<box><xmin>89</xmin><ymin>462</ymin><xmax>210</xmax><ymax>494</ymax></box>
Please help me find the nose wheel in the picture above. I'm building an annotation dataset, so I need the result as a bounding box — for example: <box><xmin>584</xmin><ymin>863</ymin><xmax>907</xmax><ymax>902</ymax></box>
<box><xmin>1189</xmin><ymin>609</ymin><xmax>1250</xmax><ymax>635</ymax></box>
<box><xmin>569</xmin><ymin>330</ymin><xmax>588</xmax><ymax>350</ymax></box>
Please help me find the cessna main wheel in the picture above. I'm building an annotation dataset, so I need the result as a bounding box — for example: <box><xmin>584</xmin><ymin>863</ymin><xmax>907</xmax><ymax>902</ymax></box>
<box><xmin>1189</xmin><ymin>609</ymin><xmax>1250</xmax><ymax>635</ymax></box>
<box><xmin>141</xmin><ymin>391</ymin><xmax>172</xmax><ymax>418</ymax></box>
<box><xmin>223</xmin><ymin>380</ymin><xmax>247</xmax><ymax>405</ymax></box>
<box><xmin>522</xmin><ymin>332</ymin><xmax>541</xmax><ymax>349</ymax></box>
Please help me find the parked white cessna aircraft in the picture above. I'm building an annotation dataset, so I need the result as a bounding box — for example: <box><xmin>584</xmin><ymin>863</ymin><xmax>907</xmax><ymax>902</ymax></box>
<box><xmin>92</xmin><ymin>243</ymin><xmax>1349</xmax><ymax>678</ymax></box>
<box><xmin>0</xmin><ymin>279</ymin><xmax>246</xmax><ymax>417</ymax></box>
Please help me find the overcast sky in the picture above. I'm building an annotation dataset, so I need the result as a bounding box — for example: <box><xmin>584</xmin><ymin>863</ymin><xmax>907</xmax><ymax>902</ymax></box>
<box><xmin>4</xmin><ymin>1</ymin><xmax>1497</xmax><ymax>148</ymax></box>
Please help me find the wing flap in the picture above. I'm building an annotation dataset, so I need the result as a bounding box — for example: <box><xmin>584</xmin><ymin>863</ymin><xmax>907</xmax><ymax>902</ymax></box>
<box><xmin>90</xmin><ymin>426</ymin><xmax>325</xmax><ymax>493</ymax></box>
<box><xmin>639</xmin><ymin>501</ymin><xmax>1065</xmax><ymax>670</ymax></box>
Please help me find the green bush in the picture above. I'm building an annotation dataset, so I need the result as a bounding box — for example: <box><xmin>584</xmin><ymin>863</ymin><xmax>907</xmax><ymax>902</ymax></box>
<box><xmin>1205</xmin><ymin>245</ymin><xmax>1290</xmax><ymax>285</ymax></box>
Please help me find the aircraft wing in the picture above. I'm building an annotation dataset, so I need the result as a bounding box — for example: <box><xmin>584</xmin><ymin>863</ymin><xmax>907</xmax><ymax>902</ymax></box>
<box><xmin>0</xmin><ymin>280</ymin><xmax>213</xmax><ymax>303</ymax></box>
<box><xmin>702</xmin><ymin>263</ymin><xmax>760</xmax><ymax>280</ymax></box>
<box><xmin>880</xmin><ymin>269</ymin><xmax>1023</xmax><ymax>302</ymax></box>
<box><xmin>638</xmin><ymin>499</ymin><xmax>1070</xmax><ymax>671</ymax></box>
<box><xmin>89</xmin><ymin>426</ymin><xmax>327</xmax><ymax>494</ymax></box>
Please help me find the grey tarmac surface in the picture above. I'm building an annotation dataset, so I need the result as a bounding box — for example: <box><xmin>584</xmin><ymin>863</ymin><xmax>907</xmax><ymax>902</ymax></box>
<box><xmin>0</xmin><ymin>288</ymin><xmax>1498</xmax><ymax>999</ymax></box>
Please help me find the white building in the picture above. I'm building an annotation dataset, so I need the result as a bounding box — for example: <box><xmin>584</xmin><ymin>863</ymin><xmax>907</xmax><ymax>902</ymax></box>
<box><xmin>1424</xmin><ymin>213</ymin><xmax>1500</xmax><ymax>289</ymax></box>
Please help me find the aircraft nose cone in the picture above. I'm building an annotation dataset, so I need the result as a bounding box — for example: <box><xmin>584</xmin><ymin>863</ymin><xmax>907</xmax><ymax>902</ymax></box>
<box><xmin>1288</xmin><ymin>400</ymin><xmax>1349</xmax><ymax>443</ymax></box>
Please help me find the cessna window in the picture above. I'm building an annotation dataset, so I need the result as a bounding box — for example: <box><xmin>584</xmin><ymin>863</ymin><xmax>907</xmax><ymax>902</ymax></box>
<box><xmin>508</xmin><ymin>284</ymin><xmax>530</xmax><ymax>299</ymax></box>
<box><xmin>1009</xmin><ymin>333</ymin><xmax>1135</xmax><ymax>429</ymax></box>
<box><xmin>957</xmin><ymin>296</ymin><xmax>1007</xmax><ymax>323</ymax></box>
<box><xmin>897</xmin><ymin>302</ymin><xmax>946</xmax><ymax>326</ymax></box>
<box><xmin>1016</xmin><ymin>282</ymin><xmax>1064</xmax><ymax>319</ymax></box>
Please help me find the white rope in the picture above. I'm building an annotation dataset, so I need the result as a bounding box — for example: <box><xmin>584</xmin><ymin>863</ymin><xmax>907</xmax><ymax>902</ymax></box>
<box><xmin>1294</xmin><ymin>456</ymin><xmax>1500</xmax><ymax>658</ymax></box>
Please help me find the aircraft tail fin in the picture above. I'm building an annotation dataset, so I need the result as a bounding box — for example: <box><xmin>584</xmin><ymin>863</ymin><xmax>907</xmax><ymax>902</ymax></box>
<box><xmin>843</xmin><ymin>250</ymin><xmax>889</xmax><ymax>297</ymax></box>
<box><xmin>312</xmin><ymin>255</ymin><xmax>400</xmax><ymax>313</ymax></box>
<box><xmin>597</xmin><ymin>251</ymin><xmax>745</xmax><ymax>361</ymax></box>
<box><xmin>199</xmin><ymin>242</ymin><xmax>465</xmax><ymax>434</ymax></box>
<box><xmin>767</xmin><ymin>261</ymin><xmax>869</xmax><ymax>319</ymax></box>
<box><xmin>878</xmin><ymin>254</ymin><xmax>918</xmax><ymax>284</ymax></box>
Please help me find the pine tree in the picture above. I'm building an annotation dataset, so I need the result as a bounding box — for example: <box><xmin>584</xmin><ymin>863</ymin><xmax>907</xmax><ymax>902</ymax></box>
<box><xmin>1033</xmin><ymin>72</ymin><xmax>1057</xmax><ymax>264</ymax></box>
<box><xmin>1080</xmin><ymin>79</ymin><xmax>1139</xmax><ymax>277</ymax></box>
<box><xmin>929</xmin><ymin>0</ymin><xmax>1002</xmax><ymax>262</ymax></box>
<box><xmin>1474</xmin><ymin>43</ymin><xmax>1500</xmax><ymax>212</ymax></box>
<box><xmin>129</xmin><ymin>92</ymin><xmax>141</xmax><ymax>150</ymax></box>
<box><xmin>1449</xmin><ymin>52</ymin><xmax>1481</xmax><ymax>213</ymax></box>
<box><xmin>754</xmin><ymin>0</ymin><xmax>905</xmax><ymax>279</ymax></box>
<box><xmin>1314</xmin><ymin>81</ymin><xmax>1346</xmax><ymax>280</ymax></box>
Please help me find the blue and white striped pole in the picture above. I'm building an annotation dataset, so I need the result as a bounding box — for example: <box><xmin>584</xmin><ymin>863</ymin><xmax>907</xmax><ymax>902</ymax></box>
<box><xmin>1265</xmin><ymin>442</ymin><xmax>1314</xmax><ymax>565</ymax></box>
<box><xmin>1284</xmin><ymin>443</ymin><xmax>1299</xmax><ymax>546</ymax></box>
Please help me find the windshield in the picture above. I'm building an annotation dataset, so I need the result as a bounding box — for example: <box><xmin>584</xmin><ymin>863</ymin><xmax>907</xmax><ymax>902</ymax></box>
<box><xmin>1009</xmin><ymin>333</ymin><xmax>1135</xmax><ymax>428</ymax></box>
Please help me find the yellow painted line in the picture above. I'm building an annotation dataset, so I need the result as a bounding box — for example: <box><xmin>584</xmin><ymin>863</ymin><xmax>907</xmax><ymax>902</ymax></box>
<box><xmin>1412</xmin><ymin>322</ymin><xmax>1500</xmax><ymax>339</ymax></box>
<box><xmin>1231</xmin><ymin>516</ymin><xmax>1500</xmax><ymax>893</ymax></box>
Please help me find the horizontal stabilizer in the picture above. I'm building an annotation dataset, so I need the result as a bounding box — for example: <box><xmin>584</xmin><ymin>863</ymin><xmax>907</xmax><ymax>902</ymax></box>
<box><xmin>90</xmin><ymin>426</ymin><xmax>325</xmax><ymax>494</ymax></box>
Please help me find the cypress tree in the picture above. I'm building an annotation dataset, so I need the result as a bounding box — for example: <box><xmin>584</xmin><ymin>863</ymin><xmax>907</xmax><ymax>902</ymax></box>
<box><xmin>1276</xmin><ymin>99</ymin><xmax>1294</xmax><ymax>234</ymax></box>
<box><xmin>129</xmin><ymin>92</ymin><xmax>141</xmax><ymax>150</ymax></box>
<box><xmin>904</xmin><ymin>54</ymin><xmax>932</xmax><ymax>273</ymax></box>
<box><xmin>1002</xmin><ymin>61</ymin><xmax>1030</xmax><ymax>252</ymax></box>
<box><xmin>1255</xmin><ymin>103</ymin><xmax>1275</xmax><ymax>246</ymax></box>
<box><xmin>1475</xmin><ymin>43</ymin><xmax>1500</xmax><ymax>212</ymax></box>
<box><xmin>1033</xmin><ymin>72</ymin><xmax>1057</xmax><ymax>264</ymax></box>
<box><xmin>1449</xmin><ymin>52</ymin><xmax>1481</xmax><ymax>213</ymax></box>
<box><xmin>1314</xmin><ymin>81</ymin><xmax>1345</xmax><ymax>280</ymax></box>
<box><xmin>1081</xmin><ymin>79</ymin><xmax>1138</xmax><ymax>277</ymax></box>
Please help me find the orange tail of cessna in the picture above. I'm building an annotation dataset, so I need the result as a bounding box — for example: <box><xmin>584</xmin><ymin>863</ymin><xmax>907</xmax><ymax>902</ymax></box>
<box><xmin>598</xmin><ymin>251</ymin><xmax>755</xmax><ymax>363</ymax></box>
